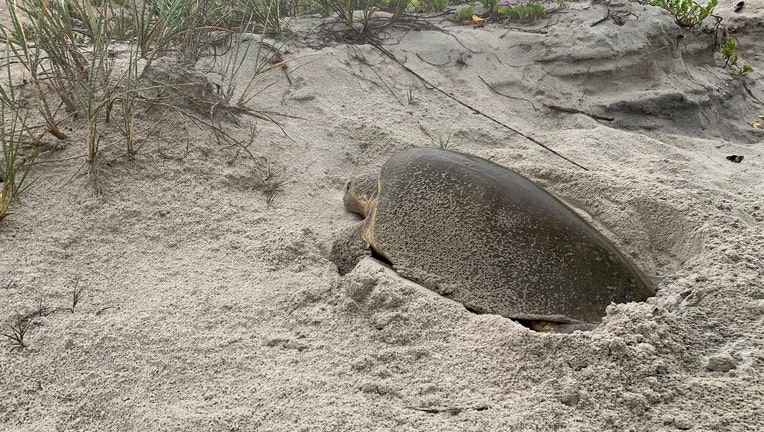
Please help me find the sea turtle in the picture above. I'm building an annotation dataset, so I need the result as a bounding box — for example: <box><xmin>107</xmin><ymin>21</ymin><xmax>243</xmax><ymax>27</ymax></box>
<box><xmin>331</xmin><ymin>148</ymin><xmax>656</xmax><ymax>328</ymax></box>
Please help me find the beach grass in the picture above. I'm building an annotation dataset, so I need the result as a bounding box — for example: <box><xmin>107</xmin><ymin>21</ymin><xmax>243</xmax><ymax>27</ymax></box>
<box><xmin>0</xmin><ymin>0</ymin><xmax>295</xmax><ymax>194</ymax></box>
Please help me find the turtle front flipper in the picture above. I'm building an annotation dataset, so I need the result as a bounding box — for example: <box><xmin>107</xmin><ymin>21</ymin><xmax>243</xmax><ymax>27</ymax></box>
<box><xmin>330</xmin><ymin>222</ymin><xmax>371</xmax><ymax>275</ymax></box>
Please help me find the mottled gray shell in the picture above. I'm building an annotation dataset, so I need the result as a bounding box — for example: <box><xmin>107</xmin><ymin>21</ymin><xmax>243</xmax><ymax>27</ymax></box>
<box><xmin>341</xmin><ymin>148</ymin><xmax>655</xmax><ymax>324</ymax></box>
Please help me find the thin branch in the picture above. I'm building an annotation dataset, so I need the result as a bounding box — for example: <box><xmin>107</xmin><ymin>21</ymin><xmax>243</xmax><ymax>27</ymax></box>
<box><xmin>478</xmin><ymin>75</ymin><xmax>537</xmax><ymax>110</ymax></box>
<box><xmin>543</xmin><ymin>103</ymin><xmax>614</xmax><ymax>121</ymax></box>
<box><xmin>349</xmin><ymin>46</ymin><xmax>403</xmax><ymax>106</ymax></box>
<box><xmin>406</xmin><ymin>405</ymin><xmax>490</xmax><ymax>415</ymax></box>
<box><xmin>363</xmin><ymin>38</ymin><xmax>589</xmax><ymax>171</ymax></box>
<box><xmin>590</xmin><ymin>9</ymin><xmax>610</xmax><ymax>27</ymax></box>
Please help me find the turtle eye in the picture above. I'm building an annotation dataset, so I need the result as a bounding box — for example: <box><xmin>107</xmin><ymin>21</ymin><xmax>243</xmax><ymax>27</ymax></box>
<box><xmin>345</xmin><ymin>182</ymin><xmax>351</xmax><ymax>191</ymax></box>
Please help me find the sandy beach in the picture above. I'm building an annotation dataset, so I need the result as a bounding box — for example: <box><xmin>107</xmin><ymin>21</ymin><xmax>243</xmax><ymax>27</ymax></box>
<box><xmin>1</xmin><ymin>0</ymin><xmax>763</xmax><ymax>430</ymax></box>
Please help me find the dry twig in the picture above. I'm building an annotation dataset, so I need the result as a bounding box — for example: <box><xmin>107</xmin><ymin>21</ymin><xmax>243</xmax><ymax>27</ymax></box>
<box><xmin>543</xmin><ymin>103</ymin><xmax>614</xmax><ymax>121</ymax></box>
<box><xmin>363</xmin><ymin>38</ymin><xmax>589</xmax><ymax>171</ymax></box>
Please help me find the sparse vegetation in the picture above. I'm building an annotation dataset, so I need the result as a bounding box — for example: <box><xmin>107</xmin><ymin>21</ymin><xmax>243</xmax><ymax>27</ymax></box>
<box><xmin>69</xmin><ymin>277</ymin><xmax>86</xmax><ymax>313</ymax></box>
<box><xmin>0</xmin><ymin>107</ymin><xmax>36</xmax><ymax>222</ymax></box>
<box><xmin>318</xmin><ymin>0</ymin><xmax>409</xmax><ymax>35</ymax></box>
<box><xmin>479</xmin><ymin>0</ymin><xmax>501</xmax><ymax>14</ymax></box>
<box><xmin>1</xmin><ymin>3</ymin><xmax>67</xmax><ymax>140</ymax></box>
<box><xmin>452</xmin><ymin>5</ymin><xmax>476</xmax><ymax>22</ymax></box>
<box><xmin>499</xmin><ymin>2</ymin><xmax>545</xmax><ymax>22</ymax></box>
<box><xmin>214</xmin><ymin>20</ymin><xmax>288</xmax><ymax>108</ymax></box>
<box><xmin>0</xmin><ymin>0</ymin><xmax>291</xmax><ymax>193</ymax></box>
<box><xmin>438</xmin><ymin>133</ymin><xmax>453</xmax><ymax>150</ymax></box>
<box><xmin>242</xmin><ymin>0</ymin><xmax>286</xmax><ymax>35</ymax></box>
<box><xmin>258</xmin><ymin>163</ymin><xmax>286</xmax><ymax>205</ymax></box>
<box><xmin>408</xmin><ymin>0</ymin><xmax>449</xmax><ymax>12</ymax></box>
<box><xmin>645</xmin><ymin>0</ymin><xmax>717</xmax><ymax>28</ymax></box>
<box><xmin>721</xmin><ymin>38</ymin><xmax>751</xmax><ymax>76</ymax></box>
<box><xmin>0</xmin><ymin>278</ymin><xmax>96</xmax><ymax>350</ymax></box>
<box><xmin>0</xmin><ymin>311</ymin><xmax>32</xmax><ymax>351</ymax></box>
<box><xmin>639</xmin><ymin>0</ymin><xmax>751</xmax><ymax>76</ymax></box>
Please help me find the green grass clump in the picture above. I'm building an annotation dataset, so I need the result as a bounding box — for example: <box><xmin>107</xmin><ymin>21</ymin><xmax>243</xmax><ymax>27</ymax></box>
<box><xmin>452</xmin><ymin>5</ymin><xmax>476</xmax><ymax>22</ymax></box>
<box><xmin>479</xmin><ymin>0</ymin><xmax>501</xmax><ymax>13</ymax></box>
<box><xmin>646</xmin><ymin>0</ymin><xmax>717</xmax><ymax>28</ymax></box>
<box><xmin>499</xmin><ymin>2</ymin><xmax>545</xmax><ymax>21</ymax></box>
<box><xmin>409</xmin><ymin>0</ymin><xmax>449</xmax><ymax>12</ymax></box>
<box><xmin>238</xmin><ymin>0</ymin><xmax>285</xmax><ymax>36</ymax></box>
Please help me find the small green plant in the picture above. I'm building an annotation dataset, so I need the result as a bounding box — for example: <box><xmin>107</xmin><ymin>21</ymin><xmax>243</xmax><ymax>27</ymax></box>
<box><xmin>407</xmin><ymin>86</ymin><xmax>417</xmax><ymax>104</ymax></box>
<box><xmin>646</xmin><ymin>0</ymin><xmax>717</xmax><ymax>28</ymax></box>
<box><xmin>721</xmin><ymin>38</ymin><xmax>751</xmax><ymax>76</ymax></box>
<box><xmin>409</xmin><ymin>0</ymin><xmax>449</xmax><ymax>12</ymax></box>
<box><xmin>499</xmin><ymin>2</ymin><xmax>545</xmax><ymax>21</ymax></box>
<box><xmin>453</xmin><ymin>5</ymin><xmax>476</xmax><ymax>22</ymax></box>
<box><xmin>479</xmin><ymin>0</ymin><xmax>501</xmax><ymax>14</ymax></box>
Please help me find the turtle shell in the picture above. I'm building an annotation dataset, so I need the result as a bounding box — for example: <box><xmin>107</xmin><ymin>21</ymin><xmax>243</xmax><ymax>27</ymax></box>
<box><xmin>361</xmin><ymin>148</ymin><xmax>655</xmax><ymax>324</ymax></box>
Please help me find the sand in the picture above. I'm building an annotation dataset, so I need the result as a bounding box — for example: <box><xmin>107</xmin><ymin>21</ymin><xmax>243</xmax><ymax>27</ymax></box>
<box><xmin>1</xmin><ymin>1</ymin><xmax>763</xmax><ymax>430</ymax></box>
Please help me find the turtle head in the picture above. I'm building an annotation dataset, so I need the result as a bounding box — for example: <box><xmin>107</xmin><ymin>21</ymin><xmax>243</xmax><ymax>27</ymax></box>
<box><xmin>343</xmin><ymin>174</ymin><xmax>379</xmax><ymax>217</ymax></box>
